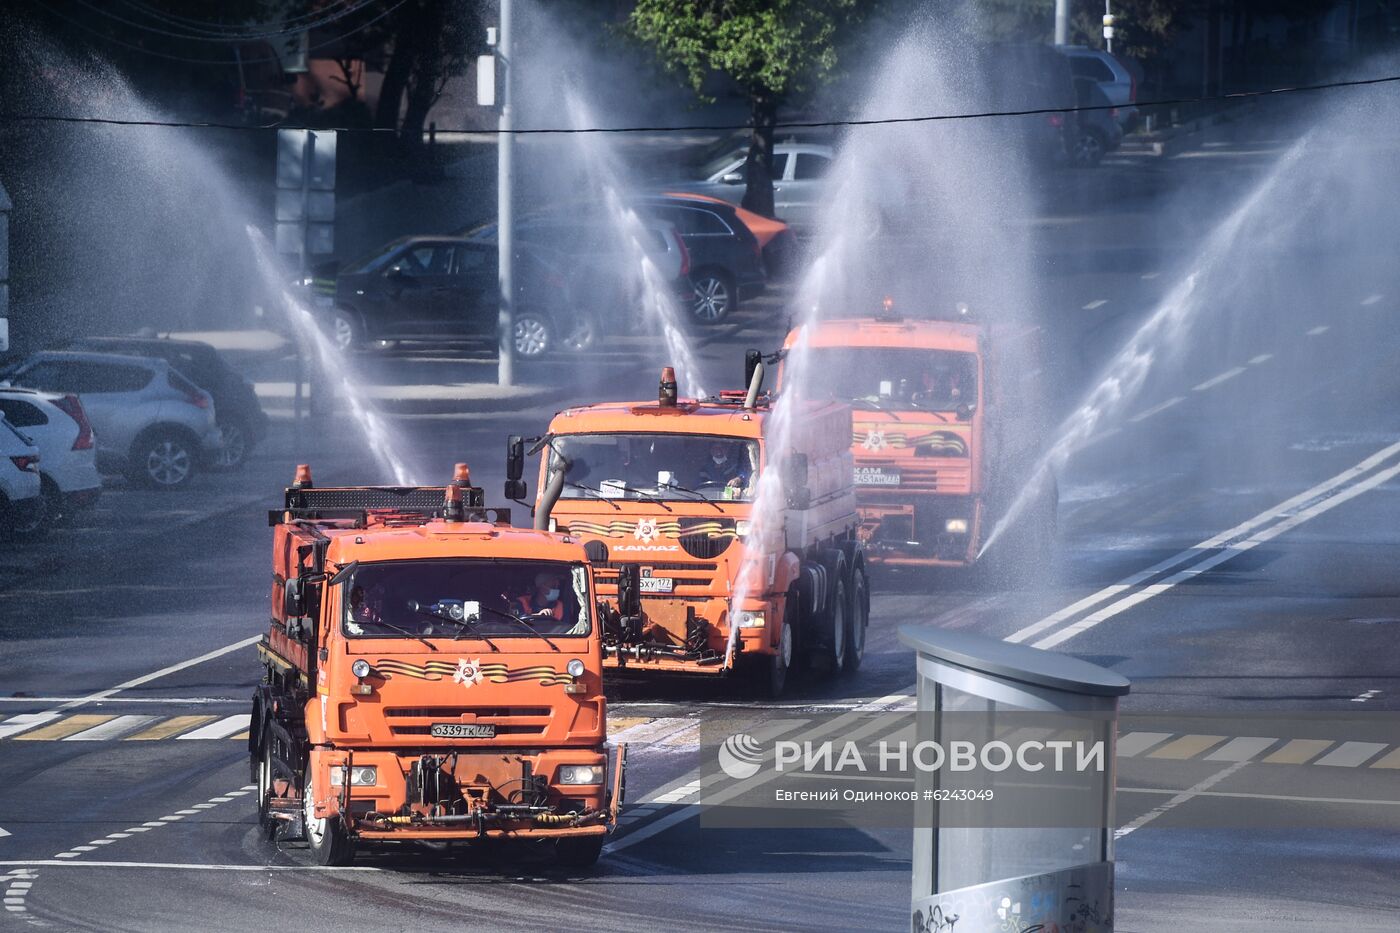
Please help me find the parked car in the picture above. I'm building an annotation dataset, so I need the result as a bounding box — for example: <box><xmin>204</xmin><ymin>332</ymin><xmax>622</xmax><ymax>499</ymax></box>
<box><xmin>0</xmin><ymin>352</ymin><xmax>221</xmax><ymax>490</ymax></box>
<box><xmin>0</xmin><ymin>415</ymin><xmax>43</xmax><ymax>538</ymax></box>
<box><xmin>328</xmin><ymin>236</ymin><xmax>584</xmax><ymax>358</ymax></box>
<box><xmin>669</xmin><ymin>139</ymin><xmax>834</xmax><ymax>232</ymax></box>
<box><xmin>631</xmin><ymin>194</ymin><xmax>768</xmax><ymax>323</ymax></box>
<box><xmin>57</xmin><ymin>336</ymin><xmax>267</xmax><ymax>470</ymax></box>
<box><xmin>1070</xmin><ymin>76</ymin><xmax>1124</xmax><ymax>166</ymax></box>
<box><xmin>1057</xmin><ymin>45</ymin><xmax>1138</xmax><ymax>128</ymax></box>
<box><xmin>982</xmin><ymin>42</ymin><xmax>1079</xmax><ymax>165</ymax></box>
<box><xmin>461</xmin><ymin>213</ymin><xmax>691</xmax><ymax>345</ymax></box>
<box><xmin>0</xmin><ymin>388</ymin><xmax>100</xmax><ymax>524</ymax></box>
<box><xmin>661</xmin><ymin>191</ymin><xmax>799</xmax><ymax>282</ymax></box>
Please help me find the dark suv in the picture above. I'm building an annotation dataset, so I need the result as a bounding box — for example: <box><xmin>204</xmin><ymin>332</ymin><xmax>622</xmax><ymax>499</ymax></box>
<box><xmin>59</xmin><ymin>336</ymin><xmax>268</xmax><ymax>470</ymax></box>
<box><xmin>632</xmin><ymin>194</ymin><xmax>767</xmax><ymax>324</ymax></box>
<box><xmin>328</xmin><ymin>236</ymin><xmax>582</xmax><ymax>358</ymax></box>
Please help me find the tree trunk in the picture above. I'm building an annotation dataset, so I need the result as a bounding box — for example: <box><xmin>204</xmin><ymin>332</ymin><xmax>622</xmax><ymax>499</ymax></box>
<box><xmin>374</xmin><ymin>37</ymin><xmax>413</xmax><ymax>130</ymax></box>
<box><xmin>741</xmin><ymin>94</ymin><xmax>779</xmax><ymax>219</ymax></box>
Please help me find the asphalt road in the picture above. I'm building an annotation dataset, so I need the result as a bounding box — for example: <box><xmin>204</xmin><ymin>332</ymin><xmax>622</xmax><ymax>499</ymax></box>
<box><xmin>3</xmin><ymin>112</ymin><xmax>1400</xmax><ymax>931</ymax></box>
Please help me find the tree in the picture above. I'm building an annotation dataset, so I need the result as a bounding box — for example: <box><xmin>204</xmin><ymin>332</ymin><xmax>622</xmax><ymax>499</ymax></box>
<box><xmin>627</xmin><ymin>0</ymin><xmax>863</xmax><ymax>218</ymax></box>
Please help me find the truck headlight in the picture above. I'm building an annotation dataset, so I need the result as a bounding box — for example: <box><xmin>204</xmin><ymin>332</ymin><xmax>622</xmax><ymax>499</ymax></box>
<box><xmin>736</xmin><ymin>610</ymin><xmax>766</xmax><ymax>629</ymax></box>
<box><xmin>351</xmin><ymin>659</ymin><xmax>373</xmax><ymax>679</ymax></box>
<box><xmin>735</xmin><ymin>520</ymin><xmax>752</xmax><ymax>537</ymax></box>
<box><xmin>330</xmin><ymin>766</ymin><xmax>377</xmax><ymax>787</ymax></box>
<box><xmin>566</xmin><ymin>658</ymin><xmax>586</xmax><ymax>678</ymax></box>
<box><xmin>558</xmin><ymin>765</ymin><xmax>601</xmax><ymax>785</ymax></box>
<box><xmin>944</xmin><ymin>519</ymin><xmax>969</xmax><ymax>534</ymax></box>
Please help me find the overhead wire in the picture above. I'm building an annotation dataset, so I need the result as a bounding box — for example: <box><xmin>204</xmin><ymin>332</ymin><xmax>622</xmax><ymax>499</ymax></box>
<box><xmin>1</xmin><ymin>71</ymin><xmax>1397</xmax><ymax>134</ymax></box>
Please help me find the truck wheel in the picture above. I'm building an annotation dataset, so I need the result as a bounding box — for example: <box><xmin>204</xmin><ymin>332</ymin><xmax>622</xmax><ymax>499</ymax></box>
<box><xmin>256</xmin><ymin>734</ymin><xmax>278</xmax><ymax>841</ymax></box>
<box><xmin>820</xmin><ymin>577</ymin><xmax>849</xmax><ymax>676</ymax></box>
<box><xmin>303</xmin><ymin>770</ymin><xmax>354</xmax><ymax>866</ymax></box>
<box><xmin>555</xmin><ymin>834</ymin><xmax>604</xmax><ymax>868</ymax></box>
<box><xmin>766</xmin><ymin>614</ymin><xmax>794</xmax><ymax>698</ymax></box>
<box><xmin>842</xmin><ymin>565</ymin><xmax>869</xmax><ymax>675</ymax></box>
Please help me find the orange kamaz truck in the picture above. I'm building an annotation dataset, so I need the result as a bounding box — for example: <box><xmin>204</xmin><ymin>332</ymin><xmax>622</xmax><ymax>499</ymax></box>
<box><xmin>784</xmin><ymin>311</ymin><xmax>1052</xmax><ymax>569</ymax></box>
<box><xmin>513</xmin><ymin>364</ymin><xmax>868</xmax><ymax>696</ymax></box>
<box><xmin>249</xmin><ymin>465</ymin><xmax>624</xmax><ymax>866</ymax></box>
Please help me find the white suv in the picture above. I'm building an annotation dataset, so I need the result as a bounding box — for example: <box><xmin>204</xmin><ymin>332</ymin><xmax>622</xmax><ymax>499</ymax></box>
<box><xmin>1</xmin><ymin>352</ymin><xmax>221</xmax><ymax>490</ymax></box>
<box><xmin>0</xmin><ymin>416</ymin><xmax>43</xmax><ymax>538</ymax></box>
<box><xmin>0</xmin><ymin>388</ymin><xmax>102</xmax><ymax>523</ymax></box>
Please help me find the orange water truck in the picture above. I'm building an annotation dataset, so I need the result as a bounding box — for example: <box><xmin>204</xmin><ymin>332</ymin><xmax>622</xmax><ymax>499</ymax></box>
<box><xmin>250</xmin><ymin>463</ymin><xmax>624</xmax><ymax>866</ymax></box>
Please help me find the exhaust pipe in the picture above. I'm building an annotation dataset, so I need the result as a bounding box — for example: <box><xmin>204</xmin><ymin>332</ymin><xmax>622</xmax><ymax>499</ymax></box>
<box><xmin>534</xmin><ymin>456</ymin><xmax>569</xmax><ymax>530</ymax></box>
<box><xmin>744</xmin><ymin>360</ymin><xmax>765</xmax><ymax>410</ymax></box>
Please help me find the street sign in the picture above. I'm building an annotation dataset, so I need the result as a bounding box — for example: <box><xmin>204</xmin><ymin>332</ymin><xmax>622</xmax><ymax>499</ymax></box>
<box><xmin>277</xmin><ymin>129</ymin><xmax>336</xmax><ymax>191</ymax></box>
<box><xmin>477</xmin><ymin>54</ymin><xmax>497</xmax><ymax>107</ymax></box>
<box><xmin>275</xmin><ymin>130</ymin><xmax>337</xmax><ymax>257</ymax></box>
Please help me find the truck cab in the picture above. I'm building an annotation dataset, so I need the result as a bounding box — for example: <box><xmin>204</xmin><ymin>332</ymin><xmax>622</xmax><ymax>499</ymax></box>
<box><xmin>523</xmin><ymin>365</ymin><xmax>869</xmax><ymax>696</ymax></box>
<box><xmin>250</xmin><ymin>466</ymin><xmax>623</xmax><ymax>866</ymax></box>
<box><xmin>783</xmin><ymin>314</ymin><xmax>1050</xmax><ymax>568</ymax></box>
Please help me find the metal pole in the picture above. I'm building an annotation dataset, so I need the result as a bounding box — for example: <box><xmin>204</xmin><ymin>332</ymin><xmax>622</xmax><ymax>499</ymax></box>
<box><xmin>295</xmin><ymin>131</ymin><xmax>315</xmax><ymax>422</ymax></box>
<box><xmin>496</xmin><ymin>0</ymin><xmax>514</xmax><ymax>387</ymax></box>
<box><xmin>1104</xmin><ymin>0</ymin><xmax>1113</xmax><ymax>54</ymax></box>
<box><xmin>1054</xmin><ymin>0</ymin><xmax>1069</xmax><ymax>45</ymax></box>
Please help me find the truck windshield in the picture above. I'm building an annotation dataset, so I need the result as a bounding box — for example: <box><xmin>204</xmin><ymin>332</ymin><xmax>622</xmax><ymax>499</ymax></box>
<box><xmin>551</xmin><ymin>433</ymin><xmax>760</xmax><ymax>501</ymax></box>
<box><xmin>343</xmin><ymin>559</ymin><xmax>591</xmax><ymax>638</ymax></box>
<box><xmin>809</xmin><ymin>347</ymin><xmax>978</xmax><ymax>412</ymax></box>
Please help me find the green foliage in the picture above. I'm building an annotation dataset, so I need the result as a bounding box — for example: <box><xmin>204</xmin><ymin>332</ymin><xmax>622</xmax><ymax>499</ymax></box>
<box><xmin>975</xmin><ymin>0</ymin><xmax>1193</xmax><ymax>63</ymax></box>
<box><xmin>626</xmin><ymin>0</ymin><xmax>861</xmax><ymax>103</ymax></box>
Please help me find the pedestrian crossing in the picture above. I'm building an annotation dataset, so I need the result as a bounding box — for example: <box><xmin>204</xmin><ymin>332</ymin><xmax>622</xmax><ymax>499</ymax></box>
<box><xmin>2</xmin><ymin>708</ymin><xmax>1397</xmax><ymax>771</ymax></box>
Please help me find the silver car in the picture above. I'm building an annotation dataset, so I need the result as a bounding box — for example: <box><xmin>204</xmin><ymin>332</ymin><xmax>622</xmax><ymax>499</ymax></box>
<box><xmin>1</xmin><ymin>352</ymin><xmax>221</xmax><ymax>489</ymax></box>
<box><xmin>671</xmin><ymin>141</ymin><xmax>835</xmax><ymax>231</ymax></box>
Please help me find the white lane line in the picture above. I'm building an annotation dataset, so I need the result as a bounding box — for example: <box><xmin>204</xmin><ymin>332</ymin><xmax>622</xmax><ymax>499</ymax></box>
<box><xmin>1127</xmin><ymin>396</ymin><xmax>1184</xmax><ymax>423</ymax></box>
<box><xmin>1115</xmin><ymin>761</ymin><xmax>1249</xmax><ymax>838</ymax></box>
<box><xmin>1034</xmin><ymin>459</ymin><xmax>1400</xmax><ymax>650</ymax></box>
<box><xmin>0</xmin><ymin>697</ymin><xmax>241</xmax><ymax>706</ymax></box>
<box><xmin>1306</xmin><ymin>325</ymin><xmax>1330</xmax><ymax>336</ymax></box>
<box><xmin>51</xmin><ymin>636</ymin><xmax>261</xmax><ymax>714</ymax></box>
<box><xmin>1007</xmin><ymin>438</ymin><xmax>1400</xmax><ymax>645</ymax></box>
<box><xmin>1192</xmin><ymin>366</ymin><xmax>1246</xmax><ymax>392</ymax></box>
<box><xmin>0</xmin><ymin>828</ymin><xmax>9</xmax><ymax>839</ymax></box>
<box><xmin>1314</xmin><ymin>742</ymin><xmax>1387</xmax><ymax>768</ymax></box>
<box><xmin>1140</xmin><ymin>272</ymin><xmax>1160</xmax><ymax>280</ymax></box>
<box><xmin>63</xmin><ymin>715</ymin><xmax>157</xmax><ymax>742</ymax></box>
<box><xmin>1082</xmin><ymin>299</ymin><xmax>1108</xmax><ymax>310</ymax></box>
<box><xmin>647</xmin><ymin>780</ymin><xmax>702</xmax><ymax>804</ymax></box>
<box><xmin>1351</xmin><ymin>689</ymin><xmax>1380</xmax><ymax>703</ymax></box>
<box><xmin>191</xmin><ymin>804</ymin><xmax>217</xmax><ymax>810</ymax></box>
<box><xmin>123</xmin><ymin>828</ymin><xmax>152</xmax><ymax>834</ymax></box>
<box><xmin>1204</xmin><ymin>737</ymin><xmax>1278</xmax><ymax>762</ymax></box>
<box><xmin>1118</xmin><ymin>786</ymin><xmax>1400</xmax><ymax>807</ymax></box>
<box><xmin>1248</xmin><ymin>353</ymin><xmax>1273</xmax><ymax>365</ymax></box>
<box><xmin>1361</xmin><ymin>293</ymin><xmax>1383</xmax><ymax>306</ymax></box>
<box><xmin>608</xmin><ymin>717</ymin><xmax>694</xmax><ymax>746</ymax></box>
<box><xmin>174</xmin><ymin>715</ymin><xmax>247</xmax><ymax>740</ymax></box>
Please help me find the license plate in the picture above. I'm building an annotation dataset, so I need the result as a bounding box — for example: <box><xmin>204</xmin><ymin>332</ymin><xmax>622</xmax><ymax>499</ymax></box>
<box><xmin>639</xmin><ymin>576</ymin><xmax>674</xmax><ymax>594</ymax></box>
<box><xmin>430</xmin><ymin>722</ymin><xmax>496</xmax><ymax>739</ymax></box>
<box><xmin>855</xmin><ymin>467</ymin><xmax>901</xmax><ymax>487</ymax></box>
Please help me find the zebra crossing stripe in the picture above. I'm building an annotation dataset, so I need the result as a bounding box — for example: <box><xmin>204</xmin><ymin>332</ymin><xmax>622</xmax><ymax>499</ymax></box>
<box><xmin>1147</xmin><ymin>735</ymin><xmax>1228</xmax><ymax>760</ymax></box>
<box><xmin>174</xmin><ymin>715</ymin><xmax>247</xmax><ymax>740</ymax></box>
<box><xmin>126</xmin><ymin>715</ymin><xmax>218</xmax><ymax>741</ymax></box>
<box><xmin>0</xmin><ymin>713</ymin><xmax>62</xmax><ymax>739</ymax></box>
<box><xmin>1263</xmin><ymin>739</ymin><xmax>1333</xmax><ymax>765</ymax></box>
<box><xmin>1115</xmin><ymin>732</ymin><xmax>1173</xmax><ymax>757</ymax></box>
<box><xmin>1205</xmin><ymin>737</ymin><xmax>1278</xmax><ymax>762</ymax></box>
<box><xmin>1314</xmin><ymin>742</ymin><xmax>1387</xmax><ymax>768</ymax></box>
<box><xmin>14</xmin><ymin>715</ymin><xmax>114</xmax><ymax>741</ymax></box>
<box><xmin>63</xmin><ymin>716</ymin><xmax>157</xmax><ymax>741</ymax></box>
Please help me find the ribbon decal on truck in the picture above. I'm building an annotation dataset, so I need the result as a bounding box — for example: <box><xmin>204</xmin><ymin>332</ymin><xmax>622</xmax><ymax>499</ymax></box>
<box><xmin>852</xmin><ymin>427</ymin><xmax>968</xmax><ymax>456</ymax></box>
<box><xmin>374</xmin><ymin>658</ymin><xmax>576</xmax><ymax>688</ymax></box>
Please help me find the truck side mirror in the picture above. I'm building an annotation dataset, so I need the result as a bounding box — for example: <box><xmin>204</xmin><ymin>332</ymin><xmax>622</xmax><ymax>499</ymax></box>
<box><xmin>583</xmin><ymin>540</ymin><xmax>609</xmax><ymax>563</ymax></box>
<box><xmin>504</xmin><ymin>479</ymin><xmax>528</xmax><ymax>501</ymax></box>
<box><xmin>785</xmin><ymin>453</ymin><xmax>810</xmax><ymax>511</ymax></box>
<box><xmin>283</xmin><ymin>576</ymin><xmax>307</xmax><ymax>618</ymax></box>
<box><xmin>744</xmin><ymin>349</ymin><xmax>762</xmax><ymax>390</ymax></box>
<box><xmin>616</xmin><ymin>563</ymin><xmax>642</xmax><ymax>618</ymax></box>
<box><xmin>506</xmin><ymin>434</ymin><xmax>525</xmax><ymax>481</ymax></box>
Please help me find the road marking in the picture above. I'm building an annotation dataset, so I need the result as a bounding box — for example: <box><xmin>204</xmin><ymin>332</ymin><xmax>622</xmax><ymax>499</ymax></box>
<box><xmin>126</xmin><ymin>715</ymin><xmax>218</xmax><ymax>740</ymax></box>
<box><xmin>1192</xmin><ymin>366</ymin><xmax>1246</xmax><ymax>392</ymax></box>
<box><xmin>13</xmin><ymin>715</ymin><xmax>114</xmax><ymax>742</ymax></box>
<box><xmin>1350</xmin><ymin>689</ymin><xmax>1380</xmax><ymax>703</ymax></box>
<box><xmin>648</xmin><ymin>781</ymin><xmax>702</xmax><ymax>804</ymax></box>
<box><xmin>1247</xmin><ymin>353</ymin><xmax>1273</xmax><ymax>365</ymax></box>
<box><xmin>1118</xmin><ymin>787</ymin><xmax>1400</xmax><ymax>807</ymax></box>
<box><xmin>1114</xmin><ymin>761</ymin><xmax>1249</xmax><ymax>838</ymax></box>
<box><xmin>1115</xmin><ymin>732</ymin><xmax>1173</xmax><ymax>757</ymax></box>
<box><xmin>1009</xmin><ymin>439</ymin><xmax>1400</xmax><ymax>648</ymax></box>
<box><xmin>1361</xmin><ymin>293</ymin><xmax>1383</xmax><ymax>306</ymax></box>
<box><xmin>0</xmin><ymin>713</ymin><xmax>61</xmax><ymax>739</ymax></box>
<box><xmin>1306</xmin><ymin>325</ymin><xmax>1330</xmax><ymax>336</ymax></box>
<box><xmin>1370</xmin><ymin>748</ymin><xmax>1400</xmax><ymax>769</ymax></box>
<box><xmin>1204</xmin><ymin>737</ymin><xmax>1278</xmax><ymax>762</ymax></box>
<box><xmin>0</xmin><ymin>697</ymin><xmax>241</xmax><ymax>706</ymax></box>
<box><xmin>1263</xmin><ymin>739</ymin><xmax>1333</xmax><ymax>765</ymax></box>
<box><xmin>1127</xmin><ymin>396</ymin><xmax>1184</xmax><ymax>423</ymax></box>
<box><xmin>1314</xmin><ymin>742</ymin><xmax>1387</xmax><ymax>768</ymax></box>
<box><xmin>1146</xmin><ymin>734</ymin><xmax>1227</xmax><ymax>760</ymax></box>
<box><xmin>1082</xmin><ymin>299</ymin><xmax>1108</xmax><ymax>310</ymax></box>
<box><xmin>1140</xmin><ymin>272</ymin><xmax>1160</xmax><ymax>280</ymax></box>
<box><xmin>63</xmin><ymin>715</ymin><xmax>156</xmax><ymax>742</ymax></box>
<box><xmin>174</xmin><ymin>715</ymin><xmax>247</xmax><ymax>740</ymax></box>
<box><xmin>0</xmin><ymin>860</ymin><xmax>382</xmax><ymax>872</ymax></box>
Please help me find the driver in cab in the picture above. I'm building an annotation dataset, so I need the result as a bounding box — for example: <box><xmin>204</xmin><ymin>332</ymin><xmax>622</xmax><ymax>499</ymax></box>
<box><xmin>697</xmin><ymin>441</ymin><xmax>750</xmax><ymax>496</ymax></box>
<box><xmin>514</xmin><ymin>571</ymin><xmax>565</xmax><ymax>621</ymax></box>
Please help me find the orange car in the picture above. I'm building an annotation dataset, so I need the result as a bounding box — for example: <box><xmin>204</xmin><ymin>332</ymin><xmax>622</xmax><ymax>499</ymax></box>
<box><xmin>251</xmin><ymin>465</ymin><xmax>624</xmax><ymax>866</ymax></box>
<box><xmin>782</xmin><ymin>313</ymin><xmax>1051</xmax><ymax>568</ymax></box>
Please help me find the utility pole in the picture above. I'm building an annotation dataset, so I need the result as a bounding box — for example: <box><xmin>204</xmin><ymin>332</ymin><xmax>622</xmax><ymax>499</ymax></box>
<box><xmin>495</xmin><ymin>0</ymin><xmax>514</xmax><ymax>387</ymax></box>
<box><xmin>1054</xmin><ymin>0</ymin><xmax>1069</xmax><ymax>45</ymax></box>
<box><xmin>1103</xmin><ymin>2</ymin><xmax>1115</xmax><ymax>55</ymax></box>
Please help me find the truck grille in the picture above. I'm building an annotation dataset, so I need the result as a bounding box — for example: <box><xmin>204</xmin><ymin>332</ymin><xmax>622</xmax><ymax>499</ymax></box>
<box><xmin>384</xmin><ymin>706</ymin><xmax>551</xmax><ymax>738</ymax></box>
<box><xmin>595</xmin><ymin>561</ymin><xmax>720</xmax><ymax>596</ymax></box>
<box><xmin>859</xmin><ymin>459</ymin><xmax>972</xmax><ymax>494</ymax></box>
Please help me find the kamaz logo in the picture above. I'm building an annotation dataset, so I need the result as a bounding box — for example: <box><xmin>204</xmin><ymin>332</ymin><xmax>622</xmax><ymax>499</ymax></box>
<box><xmin>613</xmin><ymin>544</ymin><xmax>681</xmax><ymax>552</ymax></box>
